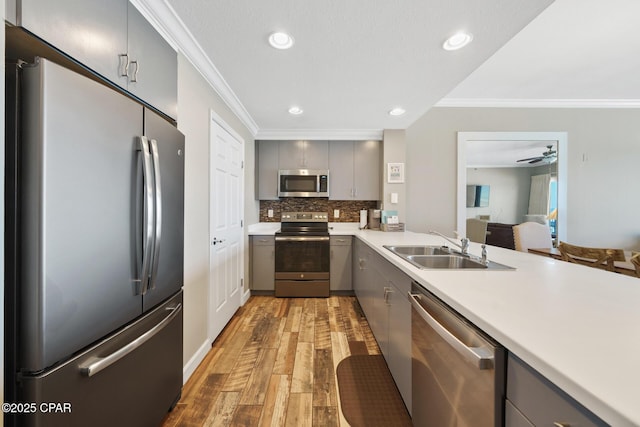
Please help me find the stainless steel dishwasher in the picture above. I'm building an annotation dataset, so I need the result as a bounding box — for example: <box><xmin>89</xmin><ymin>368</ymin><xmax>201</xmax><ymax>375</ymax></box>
<box><xmin>409</xmin><ymin>282</ymin><xmax>505</xmax><ymax>427</ymax></box>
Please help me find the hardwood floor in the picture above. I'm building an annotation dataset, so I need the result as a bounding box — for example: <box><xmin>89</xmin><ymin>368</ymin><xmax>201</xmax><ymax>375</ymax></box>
<box><xmin>161</xmin><ymin>296</ymin><xmax>381</xmax><ymax>427</ymax></box>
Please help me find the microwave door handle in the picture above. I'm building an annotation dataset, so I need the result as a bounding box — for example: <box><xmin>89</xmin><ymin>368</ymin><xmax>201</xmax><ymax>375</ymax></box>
<box><xmin>317</xmin><ymin>175</ymin><xmax>320</xmax><ymax>194</ymax></box>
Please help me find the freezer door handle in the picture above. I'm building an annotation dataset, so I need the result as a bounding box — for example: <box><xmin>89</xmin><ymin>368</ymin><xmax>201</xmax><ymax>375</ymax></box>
<box><xmin>79</xmin><ymin>303</ymin><xmax>182</xmax><ymax>377</ymax></box>
<box><xmin>137</xmin><ymin>136</ymin><xmax>155</xmax><ymax>295</ymax></box>
<box><xmin>149</xmin><ymin>139</ymin><xmax>162</xmax><ymax>291</ymax></box>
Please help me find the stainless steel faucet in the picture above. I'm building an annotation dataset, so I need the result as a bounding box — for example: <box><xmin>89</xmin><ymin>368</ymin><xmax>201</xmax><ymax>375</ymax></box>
<box><xmin>428</xmin><ymin>230</ymin><xmax>470</xmax><ymax>255</ymax></box>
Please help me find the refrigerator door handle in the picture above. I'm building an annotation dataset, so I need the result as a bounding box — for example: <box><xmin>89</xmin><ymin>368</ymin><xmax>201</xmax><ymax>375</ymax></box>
<box><xmin>79</xmin><ymin>303</ymin><xmax>182</xmax><ymax>377</ymax></box>
<box><xmin>149</xmin><ymin>139</ymin><xmax>162</xmax><ymax>290</ymax></box>
<box><xmin>137</xmin><ymin>136</ymin><xmax>155</xmax><ymax>295</ymax></box>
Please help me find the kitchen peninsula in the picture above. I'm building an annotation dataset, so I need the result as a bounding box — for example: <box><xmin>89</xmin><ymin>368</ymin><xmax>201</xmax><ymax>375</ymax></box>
<box><xmin>249</xmin><ymin>223</ymin><xmax>640</xmax><ymax>426</ymax></box>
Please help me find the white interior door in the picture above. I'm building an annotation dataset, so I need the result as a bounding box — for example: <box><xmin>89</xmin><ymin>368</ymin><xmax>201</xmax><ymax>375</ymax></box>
<box><xmin>209</xmin><ymin>114</ymin><xmax>243</xmax><ymax>342</ymax></box>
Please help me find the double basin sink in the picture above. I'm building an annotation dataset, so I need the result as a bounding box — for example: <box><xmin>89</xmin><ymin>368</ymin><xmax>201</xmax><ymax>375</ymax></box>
<box><xmin>384</xmin><ymin>245</ymin><xmax>514</xmax><ymax>270</ymax></box>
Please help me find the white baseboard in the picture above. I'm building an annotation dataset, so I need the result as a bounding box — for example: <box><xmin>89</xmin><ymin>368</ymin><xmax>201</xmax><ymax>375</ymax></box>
<box><xmin>182</xmin><ymin>339</ymin><xmax>210</xmax><ymax>385</ymax></box>
<box><xmin>241</xmin><ymin>288</ymin><xmax>251</xmax><ymax>305</ymax></box>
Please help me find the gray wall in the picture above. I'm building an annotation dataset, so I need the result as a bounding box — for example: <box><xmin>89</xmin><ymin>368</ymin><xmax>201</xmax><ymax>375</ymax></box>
<box><xmin>466</xmin><ymin>167</ymin><xmax>531</xmax><ymax>224</ymax></box>
<box><xmin>406</xmin><ymin>107</ymin><xmax>640</xmax><ymax>249</ymax></box>
<box><xmin>1</xmin><ymin>2</ymin><xmax>6</xmax><ymax>421</ymax></box>
<box><xmin>177</xmin><ymin>54</ymin><xmax>257</xmax><ymax>373</ymax></box>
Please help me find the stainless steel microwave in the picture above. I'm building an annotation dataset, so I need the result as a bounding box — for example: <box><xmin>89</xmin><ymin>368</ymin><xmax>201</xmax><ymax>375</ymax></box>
<box><xmin>278</xmin><ymin>169</ymin><xmax>329</xmax><ymax>197</ymax></box>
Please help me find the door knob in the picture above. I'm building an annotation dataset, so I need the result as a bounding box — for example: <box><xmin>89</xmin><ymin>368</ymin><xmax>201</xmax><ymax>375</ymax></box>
<box><xmin>212</xmin><ymin>237</ymin><xmax>226</xmax><ymax>245</ymax></box>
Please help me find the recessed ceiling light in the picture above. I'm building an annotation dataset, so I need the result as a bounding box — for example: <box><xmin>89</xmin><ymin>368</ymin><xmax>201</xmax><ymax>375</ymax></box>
<box><xmin>388</xmin><ymin>107</ymin><xmax>406</xmax><ymax>116</ymax></box>
<box><xmin>442</xmin><ymin>32</ymin><xmax>473</xmax><ymax>51</ymax></box>
<box><xmin>268</xmin><ymin>32</ymin><xmax>294</xmax><ymax>50</ymax></box>
<box><xmin>288</xmin><ymin>106</ymin><xmax>303</xmax><ymax>115</ymax></box>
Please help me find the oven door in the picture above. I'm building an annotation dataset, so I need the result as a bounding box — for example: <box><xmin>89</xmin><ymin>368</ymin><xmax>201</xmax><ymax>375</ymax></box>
<box><xmin>275</xmin><ymin>235</ymin><xmax>330</xmax><ymax>280</ymax></box>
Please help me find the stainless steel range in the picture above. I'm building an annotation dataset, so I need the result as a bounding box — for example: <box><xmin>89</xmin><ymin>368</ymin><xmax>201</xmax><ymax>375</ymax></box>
<box><xmin>275</xmin><ymin>212</ymin><xmax>330</xmax><ymax>297</ymax></box>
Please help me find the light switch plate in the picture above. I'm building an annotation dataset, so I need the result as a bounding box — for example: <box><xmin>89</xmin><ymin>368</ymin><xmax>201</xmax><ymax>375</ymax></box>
<box><xmin>334</xmin><ymin>209</ymin><xmax>340</xmax><ymax>218</ymax></box>
<box><xmin>268</xmin><ymin>209</ymin><xmax>274</xmax><ymax>218</ymax></box>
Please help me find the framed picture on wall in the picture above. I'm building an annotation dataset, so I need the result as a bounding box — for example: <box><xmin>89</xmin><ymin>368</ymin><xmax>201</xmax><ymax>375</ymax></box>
<box><xmin>387</xmin><ymin>163</ymin><xmax>405</xmax><ymax>183</ymax></box>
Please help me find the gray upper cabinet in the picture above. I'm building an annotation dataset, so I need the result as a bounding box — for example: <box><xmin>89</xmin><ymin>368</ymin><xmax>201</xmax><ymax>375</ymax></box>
<box><xmin>16</xmin><ymin>0</ymin><xmax>129</xmax><ymax>88</ymax></box>
<box><xmin>278</xmin><ymin>140</ymin><xmax>328</xmax><ymax>170</ymax></box>
<box><xmin>127</xmin><ymin>3</ymin><xmax>178</xmax><ymax>119</ymax></box>
<box><xmin>329</xmin><ymin>140</ymin><xmax>380</xmax><ymax>200</ymax></box>
<box><xmin>13</xmin><ymin>0</ymin><xmax>177</xmax><ymax>120</ymax></box>
<box><xmin>257</xmin><ymin>140</ymin><xmax>280</xmax><ymax>200</ymax></box>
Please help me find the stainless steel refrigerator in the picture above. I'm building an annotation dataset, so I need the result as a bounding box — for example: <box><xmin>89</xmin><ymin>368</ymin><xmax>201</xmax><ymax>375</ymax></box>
<box><xmin>5</xmin><ymin>57</ymin><xmax>184</xmax><ymax>427</ymax></box>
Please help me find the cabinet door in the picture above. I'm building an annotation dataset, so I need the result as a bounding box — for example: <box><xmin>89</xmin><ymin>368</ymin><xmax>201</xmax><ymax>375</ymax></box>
<box><xmin>304</xmin><ymin>140</ymin><xmax>329</xmax><ymax>169</ymax></box>
<box><xmin>251</xmin><ymin>237</ymin><xmax>275</xmax><ymax>290</ymax></box>
<box><xmin>257</xmin><ymin>140</ymin><xmax>279</xmax><ymax>200</ymax></box>
<box><xmin>330</xmin><ymin>236</ymin><xmax>352</xmax><ymax>291</ymax></box>
<box><xmin>127</xmin><ymin>3</ymin><xmax>178</xmax><ymax>119</ymax></box>
<box><xmin>19</xmin><ymin>0</ymin><xmax>128</xmax><ymax>87</ymax></box>
<box><xmin>278</xmin><ymin>140</ymin><xmax>305</xmax><ymax>169</ymax></box>
<box><xmin>329</xmin><ymin>142</ymin><xmax>354</xmax><ymax>200</ymax></box>
<box><xmin>387</xmin><ymin>281</ymin><xmax>412</xmax><ymax>414</ymax></box>
<box><xmin>354</xmin><ymin>140</ymin><xmax>380</xmax><ymax>200</ymax></box>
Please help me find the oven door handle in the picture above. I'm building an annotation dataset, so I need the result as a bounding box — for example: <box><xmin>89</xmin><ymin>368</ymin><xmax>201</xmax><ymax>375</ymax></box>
<box><xmin>275</xmin><ymin>236</ymin><xmax>330</xmax><ymax>242</ymax></box>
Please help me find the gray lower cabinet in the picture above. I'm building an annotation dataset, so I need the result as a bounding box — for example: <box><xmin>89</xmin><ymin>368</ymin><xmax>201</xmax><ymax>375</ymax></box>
<box><xmin>250</xmin><ymin>236</ymin><xmax>275</xmax><ymax>291</ymax></box>
<box><xmin>507</xmin><ymin>353</ymin><xmax>606</xmax><ymax>427</ymax></box>
<box><xmin>329</xmin><ymin>140</ymin><xmax>380</xmax><ymax>200</ymax></box>
<box><xmin>330</xmin><ymin>236</ymin><xmax>352</xmax><ymax>291</ymax></box>
<box><xmin>11</xmin><ymin>0</ymin><xmax>177</xmax><ymax>119</ymax></box>
<box><xmin>352</xmin><ymin>238</ymin><xmax>412</xmax><ymax>414</ymax></box>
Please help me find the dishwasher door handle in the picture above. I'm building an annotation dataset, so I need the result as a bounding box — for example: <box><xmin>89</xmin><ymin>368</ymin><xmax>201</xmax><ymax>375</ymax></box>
<box><xmin>408</xmin><ymin>292</ymin><xmax>494</xmax><ymax>370</ymax></box>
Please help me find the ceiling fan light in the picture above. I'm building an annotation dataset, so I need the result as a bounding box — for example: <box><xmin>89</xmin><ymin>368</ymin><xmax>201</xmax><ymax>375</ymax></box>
<box><xmin>443</xmin><ymin>32</ymin><xmax>473</xmax><ymax>51</ymax></box>
<box><xmin>269</xmin><ymin>32</ymin><xmax>294</xmax><ymax>49</ymax></box>
<box><xmin>389</xmin><ymin>107</ymin><xmax>406</xmax><ymax>116</ymax></box>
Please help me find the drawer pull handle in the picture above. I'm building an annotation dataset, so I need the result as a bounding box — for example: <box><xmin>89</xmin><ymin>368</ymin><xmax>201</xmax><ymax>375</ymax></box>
<box><xmin>553</xmin><ymin>423</ymin><xmax>570</xmax><ymax>427</ymax></box>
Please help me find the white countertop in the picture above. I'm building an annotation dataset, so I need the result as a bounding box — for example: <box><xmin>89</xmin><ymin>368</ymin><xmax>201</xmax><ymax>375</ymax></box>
<box><xmin>247</xmin><ymin>223</ymin><xmax>640</xmax><ymax>425</ymax></box>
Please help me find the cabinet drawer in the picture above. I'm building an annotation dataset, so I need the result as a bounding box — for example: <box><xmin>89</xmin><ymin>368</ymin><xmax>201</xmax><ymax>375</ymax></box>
<box><xmin>507</xmin><ymin>354</ymin><xmax>606</xmax><ymax>427</ymax></box>
<box><xmin>252</xmin><ymin>236</ymin><xmax>275</xmax><ymax>246</ymax></box>
<box><xmin>330</xmin><ymin>236</ymin><xmax>352</xmax><ymax>246</ymax></box>
<box><xmin>505</xmin><ymin>400</ymin><xmax>534</xmax><ymax>427</ymax></box>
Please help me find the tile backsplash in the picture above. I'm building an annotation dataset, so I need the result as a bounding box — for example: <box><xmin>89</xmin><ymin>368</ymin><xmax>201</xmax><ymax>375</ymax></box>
<box><xmin>259</xmin><ymin>199</ymin><xmax>378</xmax><ymax>222</ymax></box>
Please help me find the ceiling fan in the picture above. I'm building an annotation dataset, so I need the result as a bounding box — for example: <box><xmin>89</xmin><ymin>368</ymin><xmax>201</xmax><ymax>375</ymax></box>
<box><xmin>516</xmin><ymin>145</ymin><xmax>557</xmax><ymax>164</ymax></box>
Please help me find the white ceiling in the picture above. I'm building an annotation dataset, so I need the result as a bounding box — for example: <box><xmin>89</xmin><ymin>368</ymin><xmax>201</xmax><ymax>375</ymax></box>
<box><xmin>141</xmin><ymin>0</ymin><xmax>640</xmax><ymax>138</ymax></box>
<box><xmin>466</xmin><ymin>140</ymin><xmax>557</xmax><ymax>168</ymax></box>
<box><xmin>441</xmin><ymin>0</ymin><xmax>640</xmax><ymax>104</ymax></box>
<box><xmin>160</xmin><ymin>0</ymin><xmax>553</xmax><ymax>136</ymax></box>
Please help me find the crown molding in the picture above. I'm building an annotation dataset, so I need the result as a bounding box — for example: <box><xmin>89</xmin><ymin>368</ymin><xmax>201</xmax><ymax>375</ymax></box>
<box><xmin>435</xmin><ymin>98</ymin><xmax>640</xmax><ymax>108</ymax></box>
<box><xmin>133</xmin><ymin>0</ymin><xmax>260</xmax><ymax>136</ymax></box>
<box><xmin>255</xmin><ymin>129</ymin><xmax>384</xmax><ymax>141</ymax></box>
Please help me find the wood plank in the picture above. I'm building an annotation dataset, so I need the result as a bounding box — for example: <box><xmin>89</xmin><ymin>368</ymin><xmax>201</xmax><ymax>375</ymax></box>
<box><xmin>298</xmin><ymin>307</ymin><xmax>315</xmax><ymax>343</ymax></box>
<box><xmin>313</xmin><ymin>406</ymin><xmax>339</xmax><ymax>427</ymax></box>
<box><xmin>179</xmin><ymin>373</ymin><xmax>228</xmax><ymax>427</ymax></box>
<box><xmin>259</xmin><ymin>375</ymin><xmax>291</xmax><ymax>427</ymax></box>
<box><xmin>262</xmin><ymin>317</ymin><xmax>286</xmax><ymax>349</ymax></box>
<box><xmin>315</xmin><ymin>299</ymin><xmax>332</xmax><ymax>350</ymax></box>
<box><xmin>202</xmin><ymin>392</ymin><xmax>239</xmax><ymax>427</ymax></box>
<box><xmin>313</xmin><ymin>349</ymin><xmax>337</xmax><ymax>407</ymax></box>
<box><xmin>291</xmin><ymin>341</ymin><xmax>314</xmax><ymax>393</ymax></box>
<box><xmin>330</xmin><ymin>332</ymin><xmax>351</xmax><ymax>427</ymax></box>
<box><xmin>284</xmin><ymin>306</ymin><xmax>302</xmax><ymax>332</ymax></box>
<box><xmin>360</xmin><ymin>317</ymin><xmax>381</xmax><ymax>354</ymax></box>
<box><xmin>273</xmin><ymin>331</ymin><xmax>299</xmax><ymax>375</ymax></box>
<box><xmin>239</xmin><ymin>348</ymin><xmax>278</xmax><ymax>405</ymax></box>
<box><xmin>230</xmin><ymin>405</ymin><xmax>263</xmax><ymax>427</ymax></box>
<box><xmin>223</xmin><ymin>342</ymin><xmax>260</xmax><ymax>391</ymax></box>
<box><xmin>285</xmin><ymin>393</ymin><xmax>313</xmax><ymax>427</ymax></box>
<box><xmin>210</xmin><ymin>330</ymin><xmax>251</xmax><ymax>374</ymax></box>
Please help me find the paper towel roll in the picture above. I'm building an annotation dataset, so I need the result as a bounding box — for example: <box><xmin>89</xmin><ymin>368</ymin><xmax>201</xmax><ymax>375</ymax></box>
<box><xmin>359</xmin><ymin>210</ymin><xmax>368</xmax><ymax>229</ymax></box>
